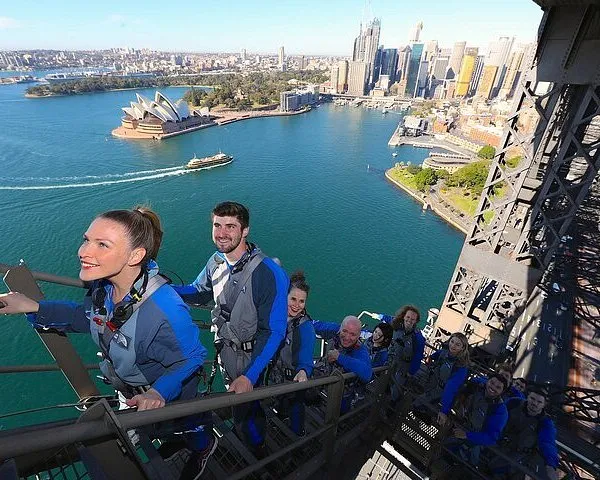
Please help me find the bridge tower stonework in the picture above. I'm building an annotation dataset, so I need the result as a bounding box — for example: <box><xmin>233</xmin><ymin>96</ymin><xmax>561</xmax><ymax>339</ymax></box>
<box><xmin>433</xmin><ymin>2</ymin><xmax>600</xmax><ymax>362</ymax></box>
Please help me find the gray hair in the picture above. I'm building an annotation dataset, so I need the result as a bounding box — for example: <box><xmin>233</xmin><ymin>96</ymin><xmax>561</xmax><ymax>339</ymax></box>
<box><xmin>341</xmin><ymin>315</ymin><xmax>361</xmax><ymax>331</ymax></box>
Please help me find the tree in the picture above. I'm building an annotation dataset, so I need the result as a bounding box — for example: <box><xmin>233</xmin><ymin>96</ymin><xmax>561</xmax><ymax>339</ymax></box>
<box><xmin>449</xmin><ymin>160</ymin><xmax>490</xmax><ymax>194</ymax></box>
<box><xmin>414</xmin><ymin>168</ymin><xmax>438</xmax><ymax>191</ymax></box>
<box><xmin>477</xmin><ymin>145</ymin><xmax>496</xmax><ymax>160</ymax></box>
<box><xmin>406</xmin><ymin>164</ymin><xmax>421</xmax><ymax>175</ymax></box>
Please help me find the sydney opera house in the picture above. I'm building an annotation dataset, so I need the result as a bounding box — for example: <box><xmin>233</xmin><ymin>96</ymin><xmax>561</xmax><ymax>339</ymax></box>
<box><xmin>112</xmin><ymin>91</ymin><xmax>213</xmax><ymax>139</ymax></box>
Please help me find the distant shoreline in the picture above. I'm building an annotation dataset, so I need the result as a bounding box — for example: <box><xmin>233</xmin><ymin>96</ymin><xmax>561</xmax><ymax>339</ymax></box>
<box><xmin>25</xmin><ymin>84</ymin><xmax>214</xmax><ymax>98</ymax></box>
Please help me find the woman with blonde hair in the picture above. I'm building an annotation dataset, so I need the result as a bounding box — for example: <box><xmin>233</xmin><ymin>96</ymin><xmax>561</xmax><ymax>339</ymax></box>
<box><xmin>0</xmin><ymin>206</ymin><xmax>216</xmax><ymax>478</ymax></box>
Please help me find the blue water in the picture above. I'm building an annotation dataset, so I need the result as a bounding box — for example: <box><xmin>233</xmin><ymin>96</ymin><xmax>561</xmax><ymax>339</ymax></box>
<box><xmin>0</xmin><ymin>80</ymin><xmax>463</xmax><ymax>428</ymax></box>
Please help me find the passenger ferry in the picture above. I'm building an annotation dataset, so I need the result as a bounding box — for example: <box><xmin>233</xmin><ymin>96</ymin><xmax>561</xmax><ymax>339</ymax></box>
<box><xmin>185</xmin><ymin>152</ymin><xmax>233</xmax><ymax>170</ymax></box>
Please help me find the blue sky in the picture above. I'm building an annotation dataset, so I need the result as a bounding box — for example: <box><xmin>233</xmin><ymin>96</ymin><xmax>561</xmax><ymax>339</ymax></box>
<box><xmin>0</xmin><ymin>0</ymin><xmax>543</xmax><ymax>55</ymax></box>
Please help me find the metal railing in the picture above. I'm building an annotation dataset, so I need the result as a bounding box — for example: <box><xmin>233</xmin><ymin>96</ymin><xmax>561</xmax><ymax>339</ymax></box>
<box><xmin>2</xmin><ymin>262</ymin><xmax>600</xmax><ymax>480</ymax></box>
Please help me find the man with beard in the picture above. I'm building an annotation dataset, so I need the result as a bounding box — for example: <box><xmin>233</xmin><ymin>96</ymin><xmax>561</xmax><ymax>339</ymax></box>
<box><xmin>431</xmin><ymin>374</ymin><xmax>509</xmax><ymax>480</ymax></box>
<box><xmin>174</xmin><ymin>201</ymin><xmax>288</xmax><ymax>455</ymax></box>
<box><xmin>488</xmin><ymin>386</ymin><xmax>559</xmax><ymax>480</ymax></box>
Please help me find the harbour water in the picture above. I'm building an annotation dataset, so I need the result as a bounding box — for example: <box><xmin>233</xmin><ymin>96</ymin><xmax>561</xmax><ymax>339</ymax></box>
<box><xmin>0</xmin><ymin>79</ymin><xmax>464</xmax><ymax>427</ymax></box>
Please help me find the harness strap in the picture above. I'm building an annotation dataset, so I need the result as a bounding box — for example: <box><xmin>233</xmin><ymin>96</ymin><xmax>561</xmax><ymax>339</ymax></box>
<box><xmin>214</xmin><ymin>252</ymin><xmax>266</xmax><ymax>331</ymax></box>
<box><xmin>98</xmin><ymin>275</ymin><xmax>168</xmax><ymax>357</ymax></box>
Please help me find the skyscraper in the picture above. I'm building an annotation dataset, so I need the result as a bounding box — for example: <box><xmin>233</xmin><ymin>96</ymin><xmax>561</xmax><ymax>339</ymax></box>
<box><xmin>405</xmin><ymin>42</ymin><xmax>424</xmax><ymax>97</ymax></box>
<box><xmin>415</xmin><ymin>60</ymin><xmax>429</xmax><ymax>97</ymax></box>
<box><xmin>352</xmin><ymin>18</ymin><xmax>381</xmax><ymax>88</ymax></box>
<box><xmin>447</xmin><ymin>41</ymin><xmax>466</xmax><ymax>79</ymax></box>
<box><xmin>338</xmin><ymin>60</ymin><xmax>349</xmax><ymax>92</ymax></box>
<box><xmin>487</xmin><ymin>36</ymin><xmax>514</xmax><ymax>97</ymax></box>
<box><xmin>347</xmin><ymin>61</ymin><xmax>368</xmax><ymax>96</ymax></box>
<box><xmin>409</xmin><ymin>21</ymin><xmax>423</xmax><ymax>43</ymax></box>
<box><xmin>476</xmin><ymin>64</ymin><xmax>499</xmax><ymax>99</ymax></box>
<box><xmin>278</xmin><ymin>46</ymin><xmax>285</xmax><ymax>71</ymax></box>
<box><xmin>396</xmin><ymin>46</ymin><xmax>412</xmax><ymax>82</ymax></box>
<box><xmin>432</xmin><ymin>56</ymin><xmax>449</xmax><ymax>80</ymax></box>
<box><xmin>469</xmin><ymin>55</ymin><xmax>485</xmax><ymax>96</ymax></box>
<box><xmin>455</xmin><ymin>47</ymin><xmax>478</xmax><ymax>96</ymax></box>
<box><xmin>497</xmin><ymin>45</ymin><xmax>526</xmax><ymax>99</ymax></box>
<box><xmin>241</xmin><ymin>49</ymin><xmax>247</xmax><ymax>62</ymax></box>
<box><xmin>424</xmin><ymin>40</ymin><xmax>439</xmax><ymax>63</ymax></box>
<box><xmin>380</xmin><ymin>48</ymin><xmax>399</xmax><ymax>83</ymax></box>
<box><xmin>330</xmin><ymin>65</ymin><xmax>340</xmax><ymax>93</ymax></box>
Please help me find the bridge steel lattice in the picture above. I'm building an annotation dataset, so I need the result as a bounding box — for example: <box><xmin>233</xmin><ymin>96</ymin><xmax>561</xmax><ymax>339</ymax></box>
<box><xmin>433</xmin><ymin>2</ymin><xmax>600</xmax><ymax>361</ymax></box>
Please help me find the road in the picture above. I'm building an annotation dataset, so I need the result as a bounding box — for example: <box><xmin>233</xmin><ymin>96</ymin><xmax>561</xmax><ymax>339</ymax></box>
<box><xmin>509</xmin><ymin>240</ymin><xmax>575</xmax><ymax>387</ymax></box>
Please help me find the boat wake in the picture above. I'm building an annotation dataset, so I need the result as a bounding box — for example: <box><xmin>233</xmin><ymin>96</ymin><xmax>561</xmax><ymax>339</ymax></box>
<box><xmin>0</xmin><ymin>167</ymin><xmax>190</xmax><ymax>190</ymax></box>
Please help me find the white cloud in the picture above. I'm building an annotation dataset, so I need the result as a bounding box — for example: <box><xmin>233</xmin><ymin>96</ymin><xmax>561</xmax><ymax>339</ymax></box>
<box><xmin>0</xmin><ymin>17</ymin><xmax>21</xmax><ymax>29</ymax></box>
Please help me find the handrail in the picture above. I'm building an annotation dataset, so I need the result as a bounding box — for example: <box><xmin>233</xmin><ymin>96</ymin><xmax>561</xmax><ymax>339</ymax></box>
<box><xmin>0</xmin><ymin>363</ymin><xmax>100</xmax><ymax>373</ymax></box>
<box><xmin>0</xmin><ymin>262</ymin><xmax>85</xmax><ymax>289</ymax></box>
<box><xmin>0</xmin><ymin>368</ymin><xmax>385</xmax><ymax>459</ymax></box>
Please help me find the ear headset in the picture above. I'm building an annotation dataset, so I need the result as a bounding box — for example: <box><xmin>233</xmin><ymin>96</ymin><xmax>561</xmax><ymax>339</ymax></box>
<box><xmin>91</xmin><ymin>269</ymin><xmax>149</xmax><ymax>330</ymax></box>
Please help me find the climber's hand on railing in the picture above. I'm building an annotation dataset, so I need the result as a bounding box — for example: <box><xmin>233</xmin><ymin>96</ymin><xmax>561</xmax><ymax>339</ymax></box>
<box><xmin>0</xmin><ymin>292</ymin><xmax>40</xmax><ymax>315</ymax></box>
<box><xmin>293</xmin><ymin>370</ymin><xmax>308</xmax><ymax>382</ymax></box>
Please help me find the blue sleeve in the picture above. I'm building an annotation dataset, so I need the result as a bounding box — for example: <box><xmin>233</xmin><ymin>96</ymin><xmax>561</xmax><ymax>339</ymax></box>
<box><xmin>538</xmin><ymin>417</ymin><xmax>559</xmax><ymax>467</ymax></box>
<box><xmin>440</xmin><ymin>366</ymin><xmax>468</xmax><ymax>414</ymax></box>
<box><xmin>296</xmin><ymin>321</ymin><xmax>316</xmax><ymax>376</ymax></box>
<box><xmin>172</xmin><ymin>264</ymin><xmax>214</xmax><ymax>306</ymax></box>
<box><xmin>27</xmin><ymin>300</ymin><xmax>91</xmax><ymax>333</ymax></box>
<box><xmin>509</xmin><ymin>386</ymin><xmax>526</xmax><ymax>399</ymax></box>
<box><xmin>337</xmin><ymin>346</ymin><xmax>373</xmax><ymax>383</ymax></box>
<box><xmin>312</xmin><ymin>320</ymin><xmax>340</xmax><ymax>341</ymax></box>
<box><xmin>466</xmin><ymin>403</ymin><xmax>508</xmax><ymax>446</ymax></box>
<box><xmin>380</xmin><ymin>314</ymin><xmax>393</xmax><ymax>323</ymax></box>
<box><xmin>409</xmin><ymin>332</ymin><xmax>426</xmax><ymax>375</ymax></box>
<box><xmin>144</xmin><ymin>289</ymin><xmax>207</xmax><ymax>402</ymax></box>
<box><xmin>372</xmin><ymin>349</ymin><xmax>388</xmax><ymax>367</ymax></box>
<box><xmin>244</xmin><ymin>259</ymin><xmax>288</xmax><ymax>385</ymax></box>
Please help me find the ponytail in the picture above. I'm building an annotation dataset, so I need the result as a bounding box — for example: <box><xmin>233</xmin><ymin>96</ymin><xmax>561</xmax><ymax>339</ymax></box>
<box><xmin>97</xmin><ymin>205</ymin><xmax>163</xmax><ymax>264</ymax></box>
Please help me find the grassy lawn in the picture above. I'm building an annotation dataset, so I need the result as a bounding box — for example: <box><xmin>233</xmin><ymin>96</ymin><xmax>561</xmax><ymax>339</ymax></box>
<box><xmin>441</xmin><ymin>187</ymin><xmax>479</xmax><ymax>216</ymax></box>
<box><xmin>387</xmin><ymin>167</ymin><xmax>419</xmax><ymax>191</ymax></box>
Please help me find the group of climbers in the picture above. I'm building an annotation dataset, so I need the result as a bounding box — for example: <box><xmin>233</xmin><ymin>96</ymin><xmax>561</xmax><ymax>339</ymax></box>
<box><xmin>0</xmin><ymin>199</ymin><xmax>560</xmax><ymax>479</ymax></box>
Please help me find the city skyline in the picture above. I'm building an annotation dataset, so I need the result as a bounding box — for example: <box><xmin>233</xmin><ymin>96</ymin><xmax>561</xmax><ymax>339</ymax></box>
<box><xmin>0</xmin><ymin>0</ymin><xmax>543</xmax><ymax>55</ymax></box>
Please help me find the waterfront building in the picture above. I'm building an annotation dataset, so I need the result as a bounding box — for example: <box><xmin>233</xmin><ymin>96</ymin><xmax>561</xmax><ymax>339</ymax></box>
<box><xmin>468</xmin><ymin>55</ymin><xmax>486</xmax><ymax>96</ymax></box>
<box><xmin>405</xmin><ymin>43</ymin><xmax>425</xmax><ymax>97</ymax></box>
<box><xmin>377</xmin><ymin>74</ymin><xmax>392</xmax><ymax>91</ymax></box>
<box><xmin>455</xmin><ymin>47</ymin><xmax>478</xmax><ymax>97</ymax></box>
<box><xmin>475</xmin><ymin>64</ymin><xmax>499</xmax><ymax>99</ymax></box>
<box><xmin>403</xmin><ymin>115</ymin><xmax>426</xmax><ymax>136</ymax></box>
<box><xmin>447</xmin><ymin>41</ymin><xmax>466</xmax><ymax>80</ymax></box>
<box><xmin>116</xmin><ymin>91</ymin><xmax>212</xmax><ymax>139</ymax></box>
<box><xmin>279</xmin><ymin>86</ymin><xmax>319</xmax><ymax>112</ymax></box>
<box><xmin>337</xmin><ymin>60</ymin><xmax>349</xmax><ymax>93</ymax></box>
<box><xmin>347</xmin><ymin>61</ymin><xmax>369</xmax><ymax>96</ymax></box>
<box><xmin>423</xmin><ymin>153</ymin><xmax>472</xmax><ymax>173</ymax></box>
